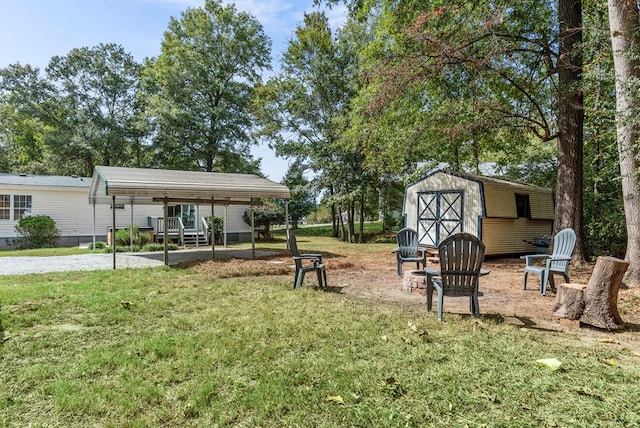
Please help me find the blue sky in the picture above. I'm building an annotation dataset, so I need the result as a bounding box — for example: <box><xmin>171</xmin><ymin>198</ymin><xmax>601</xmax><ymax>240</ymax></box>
<box><xmin>0</xmin><ymin>0</ymin><xmax>346</xmax><ymax>181</ymax></box>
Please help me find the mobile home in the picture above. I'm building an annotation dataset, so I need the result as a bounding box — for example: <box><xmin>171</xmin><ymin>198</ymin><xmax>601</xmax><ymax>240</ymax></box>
<box><xmin>0</xmin><ymin>172</ymin><xmax>257</xmax><ymax>248</ymax></box>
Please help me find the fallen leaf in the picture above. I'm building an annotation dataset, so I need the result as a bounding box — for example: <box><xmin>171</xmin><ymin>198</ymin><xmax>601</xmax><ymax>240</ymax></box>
<box><xmin>326</xmin><ymin>395</ymin><xmax>345</xmax><ymax>405</ymax></box>
<box><xmin>600</xmin><ymin>359</ymin><xmax>617</xmax><ymax>367</ymax></box>
<box><xmin>408</xmin><ymin>321</ymin><xmax>417</xmax><ymax>331</ymax></box>
<box><xmin>535</xmin><ymin>358</ymin><xmax>562</xmax><ymax>370</ymax></box>
<box><xmin>598</xmin><ymin>338</ymin><xmax>617</xmax><ymax>344</ymax></box>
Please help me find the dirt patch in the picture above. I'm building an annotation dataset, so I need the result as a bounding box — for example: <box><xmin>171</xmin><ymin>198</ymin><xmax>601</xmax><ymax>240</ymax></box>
<box><xmin>187</xmin><ymin>248</ymin><xmax>640</xmax><ymax>351</ymax></box>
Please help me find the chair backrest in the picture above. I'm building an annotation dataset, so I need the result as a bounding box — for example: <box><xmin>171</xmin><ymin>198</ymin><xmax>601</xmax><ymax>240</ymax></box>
<box><xmin>550</xmin><ymin>228</ymin><xmax>577</xmax><ymax>271</ymax></box>
<box><xmin>287</xmin><ymin>230</ymin><xmax>300</xmax><ymax>258</ymax></box>
<box><xmin>396</xmin><ymin>227</ymin><xmax>419</xmax><ymax>257</ymax></box>
<box><xmin>438</xmin><ymin>232</ymin><xmax>485</xmax><ymax>296</ymax></box>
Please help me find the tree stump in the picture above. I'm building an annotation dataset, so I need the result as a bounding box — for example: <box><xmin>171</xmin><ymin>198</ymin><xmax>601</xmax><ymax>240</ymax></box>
<box><xmin>579</xmin><ymin>256</ymin><xmax>629</xmax><ymax>330</ymax></box>
<box><xmin>553</xmin><ymin>283</ymin><xmax>586</xmax><ymax>319</ymax></box>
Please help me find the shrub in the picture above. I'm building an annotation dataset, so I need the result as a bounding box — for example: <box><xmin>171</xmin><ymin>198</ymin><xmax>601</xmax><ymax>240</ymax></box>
<box><xmin>114</xmin><ymin>226</ymin><xmax>151</xmax><ymax>247</ymax></box>
<box><xmin>243</xmin><ymin>203</ymin><xmax>285</xmax><ymax>239</ymax></box>
<box><xmin>204</xmin><ymin>215</ymin><xmax>224</xmax><ymax>244</ymax></box>
<box><xmin>13</xmin><ymin>215</ymin><xmax>59</xmax><ymax>249</ymax></box>
<box><xmin>87</xmin><ymin>241</ymin><xmax>106</xmax><ymax>250</ymax></box>
<box><xmin>142</xmin><ymin>243</ymin><xmax>165</xmax><ymax>252</ymax></box>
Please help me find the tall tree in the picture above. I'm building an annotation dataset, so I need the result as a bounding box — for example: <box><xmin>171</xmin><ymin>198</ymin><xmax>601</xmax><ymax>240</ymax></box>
<box><xmin>607</xmin><ymin>0</ymin><xmax>640</xmax><ymax>285</ymax></box>
<box><xmin>145</xmin><ymin>0</ymin><xmax>269</xmax><ymax>173</ymax></box>
<box><xmin>0</xmin><ymin>64</ymin><xmax>53</xmax><ymax>173</ymax></box>
<box><xmin>330</xmin><ymin>0</ymin><xmax>588</xmax><ymax>258</ymax></box>
<box><xmin>254</xmin><ymin>12</ymin><xmax>360</xmax><ymax>238</ymax></box>
<box><xmin>555</xmin><ymin>0</ymin><xmax>584</xmax><ymax>261</ymax></box>
<box><xmin>46</xmin><ymin>43</ymin><xmax>142</xmax><ymax>176</ymax></box>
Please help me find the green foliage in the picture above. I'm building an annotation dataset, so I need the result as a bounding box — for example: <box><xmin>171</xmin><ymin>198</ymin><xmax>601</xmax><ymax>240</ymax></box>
<box><xmin>143</xmin><ymin>0</ymin><xmax>270</xmax><ymax>173</ymax></box>
<box><xmin>243</xmin><ymin>202</ymin><xmax>285</xmax><ymax>232</ymax></box>
<box><xmin>114</xmin><ymin>226</ymin><xmax>151</xmax><ymax>247</ymax></box>
<box><xmin>281</xmin><ymin>160</ymin><xmax>316</xmax><ymax>226</ymax></box>
<box><xmin>88</xmin><ymin>241</ymin><xmax>106</xmax><ymax>250</ymax></box>
<box><xmin>13</xmin><ymin>215</ymin><xmax>58</xmax><ymax>249</ymax></box>
<box><xmin>204</xmin><ymin>215</ymin><xmax>224</xmax><ymax>244</ymax></box>
<box><xmin>45</xmin><ymin>43</ymin><xmax>144</xmax><ymax>176</ymax></box>
<box><xmin>141</xmin><ymin>243</ymin><xmax>165</xmax><ymax>252</ymax></box>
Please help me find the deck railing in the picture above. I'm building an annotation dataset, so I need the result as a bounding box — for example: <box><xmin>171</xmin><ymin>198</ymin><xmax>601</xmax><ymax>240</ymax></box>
<box><xmin>153</xmin><ymin>216</ymin><xmax>185</xmax><ymax>245</ymax></box>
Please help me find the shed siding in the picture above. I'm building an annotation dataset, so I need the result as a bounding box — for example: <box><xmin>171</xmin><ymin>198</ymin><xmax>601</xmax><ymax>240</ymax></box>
<box><xmin>404</xmin><ymin>172</ymin><xmax>483</xmax><ymax>238</ymax></box>
<box><xmin>481</xmin><ymin>182</ymin><xmax>518</xmax><ymax>218</ymax></box>
<box><xmin>480</xmin><ymin>180</ymin><xmax>554</xmax><ymax>220</ymax></box>
<box><xmin>528</xmin><ymin>190</ymin><xmax>555</xmax><ymax>220</ymax></box>
<box><xmin>481</xmin><ymin>218</ymin><xmax>553</xmax><ymax>255</ymax></box>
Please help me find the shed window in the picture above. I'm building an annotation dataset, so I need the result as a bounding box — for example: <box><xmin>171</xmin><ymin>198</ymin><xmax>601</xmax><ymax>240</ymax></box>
<box><xmin>515</xmin><ymin>194</ymin><xmax>531</xmax><ymax>218</ymax></box>
<box><xmin>0</xmin><ymin>195</ymin><xmax>9</xmax><ymax>220</ymax></box>
<box><xmin>14</xmin><ymin>195</ymin><xmax>32</xmax><ymax>220</ymax></box>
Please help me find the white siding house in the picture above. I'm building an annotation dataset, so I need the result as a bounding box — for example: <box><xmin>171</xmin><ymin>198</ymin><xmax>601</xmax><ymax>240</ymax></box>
<box><xmin>0</xmin><ymin>173</ymin><xmax>255</xmax><ymax>248</ymax></box>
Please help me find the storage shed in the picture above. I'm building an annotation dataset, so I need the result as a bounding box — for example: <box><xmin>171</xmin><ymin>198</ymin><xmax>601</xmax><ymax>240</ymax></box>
<box><xmin>402</xmin><ymin>170</ymin><xmax>554</xmax><ymax>255</ymax></box>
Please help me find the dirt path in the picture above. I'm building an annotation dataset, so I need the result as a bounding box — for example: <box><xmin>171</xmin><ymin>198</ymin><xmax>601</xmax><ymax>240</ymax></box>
<box><xmin>183</xmin><ymin>246</ymin><xmax>640</xmax><ymax>352</ymax></box>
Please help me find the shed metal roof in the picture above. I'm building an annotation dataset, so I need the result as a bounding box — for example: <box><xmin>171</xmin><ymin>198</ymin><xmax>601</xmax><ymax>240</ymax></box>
<box><xmin>89</xmin><ymin>166</ymin><xmax>290</xmax><ymax>205</ymax></box>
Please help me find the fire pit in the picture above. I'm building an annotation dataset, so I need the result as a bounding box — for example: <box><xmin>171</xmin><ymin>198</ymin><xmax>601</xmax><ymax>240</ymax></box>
<box><xmin>402</xmin><ymin>270</ymin><xmax>429</xmax><ymax>294</ymax></box>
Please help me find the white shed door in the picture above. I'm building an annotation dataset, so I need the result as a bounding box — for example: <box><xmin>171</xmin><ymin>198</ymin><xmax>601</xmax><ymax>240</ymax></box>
<box><xmin>417</xmin><ymin>191</ymin><xmax>464</xmax><ymax>246</ymax></box>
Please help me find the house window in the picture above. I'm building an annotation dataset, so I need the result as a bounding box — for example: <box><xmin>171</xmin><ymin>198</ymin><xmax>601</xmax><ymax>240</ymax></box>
<box><xmin>14</xmin><ymin>195</ymin><xmax>32</xmax><ymax>220</ymax></box>
<box><xmin>0</xmin><ymin>195</ymin><xmax>9</xmax><ymax>220</ymax></box>
<box><xmin>515</xmin><ymin>194</ymin><xmax>531</xmax><ymax>218</ymax></box>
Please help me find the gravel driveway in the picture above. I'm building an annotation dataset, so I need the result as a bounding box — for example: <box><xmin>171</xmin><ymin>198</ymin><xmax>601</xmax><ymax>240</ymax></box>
<box><xmin>0</xmin><ymin>248</ymin><xmax>277</xmax><ymax>275</ymax></box>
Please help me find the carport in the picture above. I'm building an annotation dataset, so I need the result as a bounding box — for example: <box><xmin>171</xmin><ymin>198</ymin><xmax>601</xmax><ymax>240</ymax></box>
<box><xmin>88</xmin><ymin>165</ymin><xmax>291</xmax><ymax>269</ymax></box>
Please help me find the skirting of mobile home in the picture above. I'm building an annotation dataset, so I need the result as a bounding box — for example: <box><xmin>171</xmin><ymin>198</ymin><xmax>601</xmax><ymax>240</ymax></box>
<box><xmin>402</xmin><ymin>170</ymin><xmax>554</xmax><ymax>256</ymax></box>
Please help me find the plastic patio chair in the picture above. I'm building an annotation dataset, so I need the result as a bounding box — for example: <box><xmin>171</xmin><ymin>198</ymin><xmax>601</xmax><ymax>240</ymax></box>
<box><xmin>425</xmin><ymin>233</ymin><xmax>486</xmax><ymax>321</ymax></box>
<box><xmin>392</xmin><ymin>227</ymin><xmax>428</xmax><ymax>276</ymax></box>
<box><xmin>287</xmin><ymin>230</ymin><xmax>327</xmax><ymax>290</ymax></box>
<box><xmin>521</xmin><ymin>228</ymin><xmax>576</xmax><ymax>296</ymax></box>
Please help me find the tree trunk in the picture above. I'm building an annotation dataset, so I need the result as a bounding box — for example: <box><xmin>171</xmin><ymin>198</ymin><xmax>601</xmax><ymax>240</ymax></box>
<box><xmin>556</xmin><ymin>0</ymin><xmax>585</xmax><ymax>263</ymax></box>
<box><xmin>580</xmin><ymin>256</ymin><xmax>628</xmax><ymax>330</ymax></box>
<box><xmin>330</xmin><ymin>185</ymin><xmax>338</xmax><ymax>238</ymax></box>
<box><xmin>607</xmin><ymin>0</ymin><xmax>640</xmax><ymax>286</ymax></box>
<box><xmin>359</xmin><ymin>191</ymin><xmax>365</xmax><ymax>243</ymax></box>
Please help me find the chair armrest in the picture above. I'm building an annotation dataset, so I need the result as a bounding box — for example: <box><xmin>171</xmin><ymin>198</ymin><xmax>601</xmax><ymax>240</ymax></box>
<box><xmin>521</xmin><ymin>254</ymin><xmax>549</xmax><ymax>266</ymax></box>
<box><xmin>548</xmin><ymin>256</ymin><xmax>572</xmax><ymax>261</ymax></box>
<box><xmin>299</xmin><ymin>253</ymin><xmax>323</xmax><ymax>262</ymax></box>
<box><xmin>424</xmin><ymin>267</ymin><xmax>440</xmax><ymax>276</ymax></box>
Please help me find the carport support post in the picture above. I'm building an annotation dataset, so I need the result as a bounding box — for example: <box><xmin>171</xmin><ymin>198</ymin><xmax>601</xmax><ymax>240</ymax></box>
<box><xmin>129</xmin><ymin>199</ymin><xmax>134</xmax><ymax>250</ymax></box>
<box><xmin>112</xmin><ymin>196</ymin><xmax>116</xmax><ymax>270</ymax></box>
<box><xmin>195</xmin><ymin>204</ymin><xmax>200</xmax><ymax>248</ymax></box>
<box><xmin>163</xmin><ymin>198</ymin><xmax>169</xmax><ymax>266</ymax></box>
<box><xmin>285</xmin><ymin>201</ymin><xmax>289</xmax><ymax>249</ymax></box>
<box><xmin>251</xmin><ymin>198</ymin><xmax>255</xmax><ymax>259</ymax></box>
<box><xmin>211</xmin><ymin>198</ymin><xmax>215</xmax><ymax>260</ymax></box>
<box><xmin>224</xmin><ymin>203</ymin><xmax>228</xmax><ymax>247</ymax></box>
<box><xmin>92</xmin><ymin>203</ymin><xmax>96</xmax><ymax>253</ymax></box>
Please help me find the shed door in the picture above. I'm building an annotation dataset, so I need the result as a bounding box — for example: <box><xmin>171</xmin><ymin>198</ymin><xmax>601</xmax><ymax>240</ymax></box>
<box><xmin>417</xmin><ymin>191</ymin><xmax>464</xmax><ymax>246</ymax></box>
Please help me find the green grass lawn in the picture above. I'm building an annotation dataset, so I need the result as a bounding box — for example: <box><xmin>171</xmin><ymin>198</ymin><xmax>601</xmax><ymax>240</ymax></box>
<box><xmin>1</xmin><ymin>232</ymin><xmax>640</xmax><ymax>427</ymax></box>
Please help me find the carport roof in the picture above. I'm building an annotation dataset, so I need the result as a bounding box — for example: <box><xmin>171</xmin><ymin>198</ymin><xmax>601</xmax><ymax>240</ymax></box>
<box><xmin>89</xmin><ymin>166</ymin><xmax>290</xmax><ymax>205</ymax></box>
